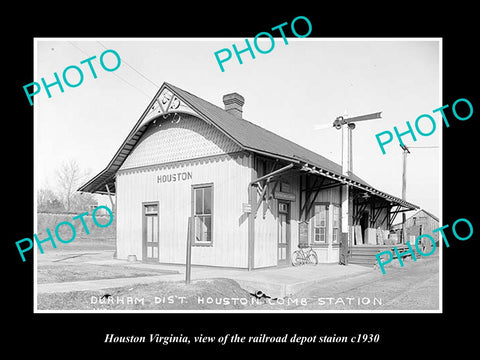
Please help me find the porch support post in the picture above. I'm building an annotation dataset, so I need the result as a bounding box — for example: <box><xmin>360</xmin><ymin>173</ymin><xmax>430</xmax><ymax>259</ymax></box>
<box><xmin>299</xmin><ymin>174</ymin><xmax>303</xmax><ymax>221</ymax></box>
<box><xmin>340</xmin><ymin>184</ymin><xmax>350</xmax><ymax>264</ymax></box>
<box><xmin>248</xmin><ymin>154</ymin><xmax>257</xmax><ymax>271</ymax></box>
<box><xmin>105</xmin><ymin>184</ymin><xmax>116</xmax><ymax>212</ymax></box>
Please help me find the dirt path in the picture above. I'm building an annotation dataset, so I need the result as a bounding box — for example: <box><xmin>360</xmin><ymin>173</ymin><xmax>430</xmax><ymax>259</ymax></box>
<box><xmin>288</xmin><ymin>254</ymin><xmax>440</xmax><ymax>310</ymax></box>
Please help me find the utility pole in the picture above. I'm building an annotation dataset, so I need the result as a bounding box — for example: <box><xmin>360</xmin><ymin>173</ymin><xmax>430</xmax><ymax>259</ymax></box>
<box><xmin>400</xmin><ymin>144</ymin><xmax>410</xmax><ymax>244</ymax></box>
<box><xmin>398</xmin><ymin>144</ymin><xmax>438</xmax><ymax>244</ymax></box>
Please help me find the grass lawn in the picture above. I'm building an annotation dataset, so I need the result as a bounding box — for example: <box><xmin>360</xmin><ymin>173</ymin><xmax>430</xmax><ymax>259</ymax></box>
<box><xmin>50</xmin><ymin>237</ymin><xmax>116</xmax><ymax>251</ymax></box>
<box><xmin>36</xmin><ymin>263</ymin><xmax>177</xmax><ymax>284</ymax></box>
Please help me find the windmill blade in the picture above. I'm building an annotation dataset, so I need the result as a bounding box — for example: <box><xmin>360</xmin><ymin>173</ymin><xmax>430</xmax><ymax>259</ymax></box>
<box><xmin>314</xmin><ymin>123</ymin><xmax>334</xmax><ymax>130</ymax></box>
<box><xmin>346</xmin><ymin>112</ymin><xmax>382</xmax><ymax>123</ymax></box>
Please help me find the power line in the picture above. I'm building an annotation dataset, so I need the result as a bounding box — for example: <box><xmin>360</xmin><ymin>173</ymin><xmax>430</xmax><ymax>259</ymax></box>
<box><xmin>67</xmin><ymin>41</ymin><xmax>152</xmax><ymax>99</ymax></box>
<box><xmin>97</xmin><ymin>41</ymin><xmax>160</xmax><ymax>88</ymax></box>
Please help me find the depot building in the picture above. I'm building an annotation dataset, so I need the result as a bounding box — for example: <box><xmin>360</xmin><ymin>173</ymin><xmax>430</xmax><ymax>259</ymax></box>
<box><xmin>79</xmin><ymin>82</ymin><xmax>418</xmax><ymax>270</ymax></box>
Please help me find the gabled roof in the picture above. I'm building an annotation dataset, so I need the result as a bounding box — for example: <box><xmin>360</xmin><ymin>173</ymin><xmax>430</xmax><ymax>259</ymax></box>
<box><xmin>421</xmin><ymin>209</ymin><xmax>439</xmax><ymax>222</ymax></box>
<box><xmin>391</xmin><ymin>209</ymin><xmax>439</xmax><ymax>229</ymax></box>
<box><xmin>404</xmin><ymin>209</ymin><xmax>439</xmax><ymax>223</ymax></box>
<box><xmin>78</xmin><ymin>82</ymin><xmax>419</xmax><ymax>210</ymax></box>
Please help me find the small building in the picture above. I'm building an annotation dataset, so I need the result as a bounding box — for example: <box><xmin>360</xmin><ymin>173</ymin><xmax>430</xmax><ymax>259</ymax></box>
<box><xmin>79</xmin><ymin>82</ymin><xmax>418</xmax><ymax>269</ymax></box>
<box><xmin>392</xmin><ymin>209</ymin><xmax>439</xmax><ymax>245</ymax></box>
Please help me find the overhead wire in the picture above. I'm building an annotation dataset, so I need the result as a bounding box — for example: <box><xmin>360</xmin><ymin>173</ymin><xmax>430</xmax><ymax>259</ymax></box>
<box><xmin>97</xmin><ymin>41</ymin><xmax>160</xmax><ymax>89</ymax></box>
<box><xmin>67</xmin><ymin>41</ymin><xmax>153</xmax><ymax>99</ymax></box>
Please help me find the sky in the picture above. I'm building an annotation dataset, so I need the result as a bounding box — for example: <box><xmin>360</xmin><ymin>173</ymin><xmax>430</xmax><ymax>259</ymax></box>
<box><xmin>35</xmin><ymin>38</ymin><xmax>441</xmax><ymax>217</ymax></box>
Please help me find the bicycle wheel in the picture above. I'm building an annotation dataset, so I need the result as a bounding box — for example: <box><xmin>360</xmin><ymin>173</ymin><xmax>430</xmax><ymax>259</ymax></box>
<box><xmin>308</xmin><ymin>252</ymin><xmax>318</xmax><ymax>265</ymax></box>
<box><xmin>292</xmin><ymin>251</ymin><xmax>303</xmax><ymax>266</ymax></box>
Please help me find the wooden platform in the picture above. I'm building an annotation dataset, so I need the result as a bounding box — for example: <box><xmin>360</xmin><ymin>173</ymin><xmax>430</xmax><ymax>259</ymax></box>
<box><xmin>348</xmin><ymin>244</ymin><xmax>417</xmax><ymax>267</ymax></box>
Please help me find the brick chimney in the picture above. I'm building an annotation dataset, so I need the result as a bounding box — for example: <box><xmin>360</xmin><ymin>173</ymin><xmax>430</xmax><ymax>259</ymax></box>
<box><xmin>222</xmin><ymin>92</ymin><xmax>245</xmax><ymax>118</ymax></box>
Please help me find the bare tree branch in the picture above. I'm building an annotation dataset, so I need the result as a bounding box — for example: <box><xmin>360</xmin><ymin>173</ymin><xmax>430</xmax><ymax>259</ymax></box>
<box><xmin>56</xmin><ymin>159</ymin><xmax>92</xmax><ymax>212</ymax></box>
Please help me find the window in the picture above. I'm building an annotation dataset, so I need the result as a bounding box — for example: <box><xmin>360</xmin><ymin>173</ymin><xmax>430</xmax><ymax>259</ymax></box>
<box><xmin>193</xmin><ymin>184</ymin><xmax>213</xmax><ymax>245</ymax></box>
<box><xmin>145</xmin><ymin>204</ymin><xmax>158</xmax><ymax>215</ymax></box>
<box><xmin>312</xmin><ymin>204</ymin><xmax>328</xmax><ymax>243</ymax></box>
<box><xmin>332</xmin><ymin>204</ymin><xmax>340</xmax><ymax>244</ymax></box>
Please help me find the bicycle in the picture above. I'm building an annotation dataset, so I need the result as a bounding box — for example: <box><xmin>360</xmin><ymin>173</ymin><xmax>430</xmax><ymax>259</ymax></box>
<box><xmin>292</xmin><ymin>246</ymin><xmax>318</xmax><ymax>266</ymax></box>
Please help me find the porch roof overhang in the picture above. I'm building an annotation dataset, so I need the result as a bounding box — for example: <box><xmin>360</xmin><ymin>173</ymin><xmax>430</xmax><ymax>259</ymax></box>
<box><xmin>299</xmin><ymin>163</ymin><xmax>419</xmax><ymax>211</ymax></box>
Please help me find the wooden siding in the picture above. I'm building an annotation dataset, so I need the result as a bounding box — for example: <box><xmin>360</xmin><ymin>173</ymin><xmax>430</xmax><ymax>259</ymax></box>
<box><xmin>252</xmin><ymin>158</ymin><xmax>277</xmax><ymax>268</ymax></box>
<box><xmin>117</xmin><ymin>153</ymin><xmax>251</xmax><ymax>267</ymax></box>
<box><xmin>392</xmin><ymin>210</ymin><xmax>440</xmax><ymax>243</ymax></box>
<box><xmin>253</xmin><ymin>194</ymin><xmax>277</xmax><ymax>268</ymax></box>
<box><xmin>253</xmin><ymin>172</ymin><xmax>300</xmax><ymax>268</ymax></box>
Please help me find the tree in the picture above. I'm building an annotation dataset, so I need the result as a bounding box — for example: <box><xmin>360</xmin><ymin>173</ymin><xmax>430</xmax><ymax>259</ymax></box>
<box><xmin>37</xmin><ymin>187</ymin><xmax>65</xmax><ymax>212</ymax></box>
<box><xmin>56</xmin><ymin>159</ymin><xmax>95</xmax><ymax>212</ymax></box>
